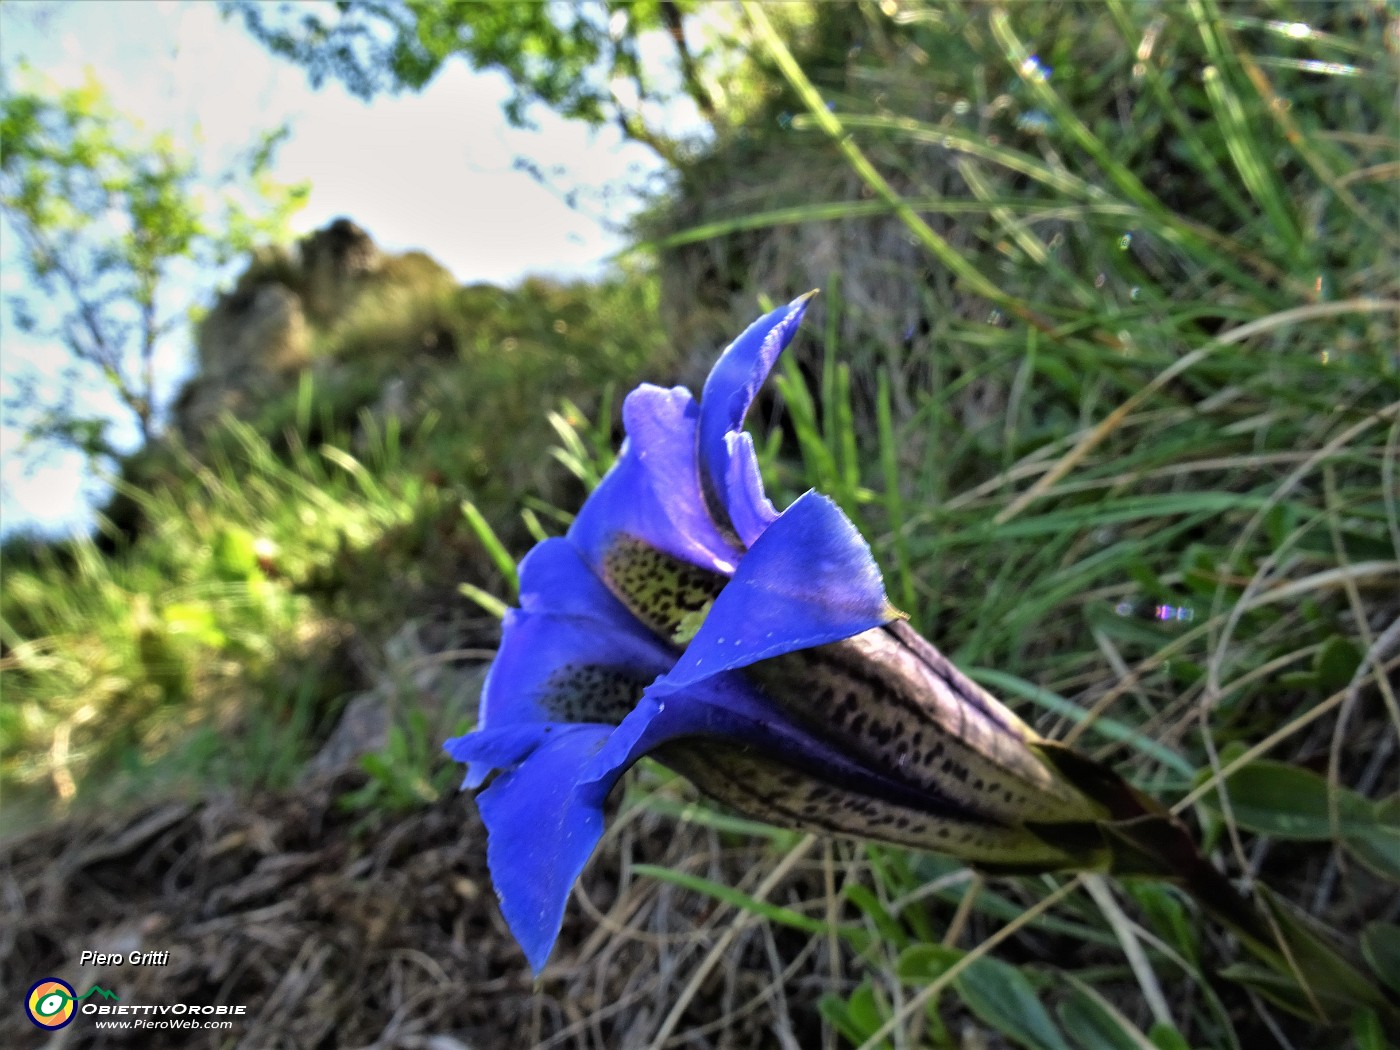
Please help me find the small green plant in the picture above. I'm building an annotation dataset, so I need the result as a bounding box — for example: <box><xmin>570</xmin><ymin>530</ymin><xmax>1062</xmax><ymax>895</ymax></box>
<box><xmin>339</xmin><ymin>711</ymin><xmax>470</xmax><ymax>814</ymax></box>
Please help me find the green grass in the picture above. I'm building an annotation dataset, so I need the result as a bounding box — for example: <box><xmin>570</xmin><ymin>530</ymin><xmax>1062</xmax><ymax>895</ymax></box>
<box><xmin>1</xmin><ymin>418</ymin><xmax>420</xmax><ymax>815</ymax></box>
<box><xmin>1</xmin><ymin>268</ymin><xmax>668</xmax><ymax>822</ymax></box>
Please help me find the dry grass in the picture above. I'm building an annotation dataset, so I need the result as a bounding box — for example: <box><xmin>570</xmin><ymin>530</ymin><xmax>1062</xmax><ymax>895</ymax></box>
<box><xmin>2</xmin><ymin>766</ymin><xmax>893</xmax><ymax>1050</ymax></box>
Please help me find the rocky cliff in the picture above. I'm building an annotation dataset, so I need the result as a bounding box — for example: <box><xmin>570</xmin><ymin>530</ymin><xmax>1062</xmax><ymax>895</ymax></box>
<box><xmin>172</xmin><ymin>218</ymin><xmax>456</xmax><ymax>447</ymax></box>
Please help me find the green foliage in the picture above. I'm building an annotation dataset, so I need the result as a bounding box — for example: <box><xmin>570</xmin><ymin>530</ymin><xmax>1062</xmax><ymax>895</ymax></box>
<box><xmin>1360</xmin><ymin>923</ymin><xmax>1400</xmax><ymax>997</ymax></box>
<box><xmin>0</xmin><ymin>66</ymin><xmax>306</xmax><ymax>456</ymax></box>
<box><xmin>0</xmin><ymin>416</ymin><xmax>425</xmax><ymax>815</ymax></box>
<box><xmin>224</xmin><ymin>0</ymin><xmax>726</xmax><ymax>163</ymax></box>
<box><xmin>906</xmin><ymin>946</ymin><xmax>1074</xmax><ymax>1050</ymax></box>
<box><xmin>339</xmin><ymin>710</ymin><xmax>467</xmax><ymax>814</ymax></box>
<box><xmin>1195</xmin><ymin>755</ymin><xmax>1400</xmax><ymax>886</ymax></box>
<box><xmin>2</xmin><ymin>262</ymin><xmax>669</xmax><ymax>819</ymax></box>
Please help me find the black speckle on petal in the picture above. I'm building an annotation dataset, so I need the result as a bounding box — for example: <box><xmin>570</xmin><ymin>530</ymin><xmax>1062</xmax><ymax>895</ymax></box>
<box><xmin>541</xmin><ymin>663</ymin><xmax>648</xmax><ymax>723</ymax></box>
<box><xmin>602</xmin><ymin>535</ymin><xmax>728</xmax><ymax>644</ymax></box>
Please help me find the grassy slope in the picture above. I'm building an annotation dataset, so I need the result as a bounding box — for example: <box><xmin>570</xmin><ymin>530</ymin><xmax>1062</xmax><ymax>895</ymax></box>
<box><xmin>1</xmin><ymin>268</ymin><xmax>668</xmax><ymax>818</ymax></box>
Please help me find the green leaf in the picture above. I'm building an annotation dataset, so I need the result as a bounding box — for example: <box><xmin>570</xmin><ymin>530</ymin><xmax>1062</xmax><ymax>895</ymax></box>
<box><xmin>1198</xmin><ymin>759</ymin><xmax>1376</xmax><ymax>840</ymax></box>
<box><xmin>819</xmin><ymin>982</ymin><xmax>891</xmax><ymax>1049</ymax></box>
<box><xmin>895</xmin><ymin>943</ymin><xmax>961</xmax><ymax>984</ymax></box>
<box><xmin>629</xmin><ymin>794</ymin><xmax>805</xmax><ymax>845</ymax></box>
<box><xmin>776</xmin><ymin>355</ymin><xmax>839</xmax><ymax>490</ymax></box>
<box><xmin>1124</xmin><ymin>882</ymin><xmax>1200</xmax><ymax>966</ymax></box>
<box><xmin>1218</xmin><ymin>961</ymin><xmax>1331</xmax><ymax>1020</ymax></box>
<box><xmin>975</xmin><ymin>669</ymin><xmax>1193</xmax><ymax>776</ymax></box>
<box><xmin>359</xmin><ymin>752</ymin><xmax>393</xmax><ymax>780</ymax></box>
<box><xmin>898</xmin><ymin>945</ymin><xmax>1074</xmax><ymax>1050</ymax></box>
<box><xmin>212</xmin><ymin>526</ymin><xmax>259</xmax><ymax>580</ymax></box>
<box><xmin>1314</xmin><ymin>635</ymin><xmax>1362</xmax><ymax>694</ymax></box>
<box><xmin>1229</xmin><ymin>885</ymin><xmax>1394</xmax><ymax>1022</ymax></box>
<box><xmin>458</xmin><ymin>582</ymin><xmax>509</xmax><ymax>620</ymax></box>
<box><xmin>955</xmin><ymin>955</ymin><xmax>1073</xmax><ymax>1050</ymax></box>
<box><xmin>1360</xmin><ymin>922</ymin><xmax>1400</xmax><ymax>995</ymax></box>
<box><xmin>460</xmin><ymin>499</ymin><xmax>519</xmax><ymax>597</ymax></box>
<box><xmin>160</xmin><ymin>602</ymin><xmax>227</xmax><ymax>648</ymax></box>
<box><xmin>847</xmin><ymin>981</ymin><xmax>887</xmax><ymax>1036</ymax></box>
<box><xmin>1351</xmin><ymin>1008</ymin><xmax>1385</xmax><ymax>1050</ymax></box>
<box><xmin>1057</xmin><ymin>978</ymin><xmax>1156</xmax><ymax>1050</ymax></box>
<box><xmin>1316</xmin><ymin>638</ymin><xmax>1360</xmax><ymax>694</ymax></box>
<box><xmin>1346</xmin><ymin>818</ymin><xmax>1400</xmax><ymax>883</ymax></box>
<box><xmin>1147</xmin><ymin>1023</ymin><xmax>1191</xmax><ymax>1050</ymax></box>
<box><xmin>844</xmin><ymin>882</ymin><xmax>906</xmax><ymax>948</ymax></box>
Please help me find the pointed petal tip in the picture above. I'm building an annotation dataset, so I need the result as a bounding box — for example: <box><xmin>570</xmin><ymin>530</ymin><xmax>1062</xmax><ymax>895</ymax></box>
<box><xmin>444</xmin><ymin>735</ymin><xmax>491</xmax><ymax>791</ymax></box>
<box><xmin>474</xmin><ymin>724</ymin><xmax>614</xmax><ymax>983</ymax></box>
<box><xmin>696</xmin><ymin>295</ymin><xmax>819</xmax><ymax>543</ymax></box>
<box><xmin>783</xmin><ymin>289</ymin><xmax>819</xmax><ymax>324</ymax></box>
<box><xmin>523</xmin><ymin>939</ymin><xmax>552</xmax><ymax>977</ymax></box>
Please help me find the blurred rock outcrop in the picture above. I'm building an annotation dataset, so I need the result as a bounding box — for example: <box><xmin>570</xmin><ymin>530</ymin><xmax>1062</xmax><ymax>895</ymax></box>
<box><xmin>300</xmin><ymin>216</ymin><xmax>385</xmax><ymax>320</ymax></box>
<box><xmin>172</xmin><ymin>218</ymin><xmax>454</xmax><ymax>446</ymax></box>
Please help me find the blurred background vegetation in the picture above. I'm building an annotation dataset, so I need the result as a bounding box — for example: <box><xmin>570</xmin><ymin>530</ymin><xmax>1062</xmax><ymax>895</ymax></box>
<box><xmin>2</xmin><ymin>2</ymin><xmax>1397</xmax><ymax>1048</ymax></box>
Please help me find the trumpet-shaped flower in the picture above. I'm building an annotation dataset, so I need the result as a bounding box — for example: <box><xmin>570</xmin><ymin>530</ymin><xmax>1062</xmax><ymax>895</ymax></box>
<box><xmin>446</xmin><ymin>294</ymin><xmax>1118</xmax><ymax>973</ymax></box>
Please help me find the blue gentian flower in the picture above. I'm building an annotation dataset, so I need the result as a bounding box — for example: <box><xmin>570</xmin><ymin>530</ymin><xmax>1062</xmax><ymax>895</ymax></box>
<box><xmin>446</xmin><ymin>294</ymin><xmax>1112</xmax><ymax>973</ymax></box>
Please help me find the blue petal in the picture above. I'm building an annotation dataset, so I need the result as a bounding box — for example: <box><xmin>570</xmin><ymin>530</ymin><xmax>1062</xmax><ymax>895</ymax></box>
<box><xmin>720</xmin><ymin>431</ymin><xmax>778</xmax><ymax>547</ymax></box>
<box><xmin>570</xmin><ymin>384</ymin><xmax>741</xmax><ymax>578</ymax></box>
<box><xmin>466</xmin><ymin>538</ymin><xmax>673</xmax><ymax>785</ymax></box>
<box><xmin>515</xmin><ymin>536</ymin><xmax>630</xmax><ymax>620</ymax></box>
<box><xmin>458</xmin><ymin>681</ymin><xmax>810</xmax><ymax>975</ymax></box>
<box><xmin>466</xmin><ymin>722</ymin><xmax>615</xmax><ymax>974</ymax></box>
<box><xmin>584</xmin><ymin>676</ymin><xmax>773</xmax><ymax>783</ymax></box>
<box><xmin>697</xmin><ymin>293</ymin><xmax>815</xmax><ymax>541</ymax></box>
<box><xmin>652</xmin><ymin>490</ymin><xmax>898</xmax><ymax>694</ymax></box>
<box><xmin>446</xmin><ymin>722</ymin><xmax>556</xmax><ymax>774</ymax></box>
<box><xmin>460</xmin><ymin>668</ymin><xmax>949</xmax><ymax>973</ymax></box>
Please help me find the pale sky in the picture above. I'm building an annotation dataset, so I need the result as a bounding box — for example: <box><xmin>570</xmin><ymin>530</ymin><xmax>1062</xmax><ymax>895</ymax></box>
<box><xmin>0</xmin><ymin>0</ymin><xmax>669</xmax><ymax>537</ymax></box>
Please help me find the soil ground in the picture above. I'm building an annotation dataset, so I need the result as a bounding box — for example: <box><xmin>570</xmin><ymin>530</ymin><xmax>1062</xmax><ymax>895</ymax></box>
<box><xmin>2</xmin><ymin>767</ymin><xmax>849</xmax><ymax>1050</ymax></box>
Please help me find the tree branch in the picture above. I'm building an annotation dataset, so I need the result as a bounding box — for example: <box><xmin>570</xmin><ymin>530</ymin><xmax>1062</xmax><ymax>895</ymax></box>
<box><xmin>660</xmin><ymin>1</ymin><xmax>716</xmax><ymax>121</ymax></box>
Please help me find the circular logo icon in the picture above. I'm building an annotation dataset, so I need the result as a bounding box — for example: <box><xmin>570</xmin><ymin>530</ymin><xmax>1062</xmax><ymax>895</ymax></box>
<box><xmin>26</xmin><ymin>978</ymin><xmax>77</xmax><ymax>1030</ymax></box>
